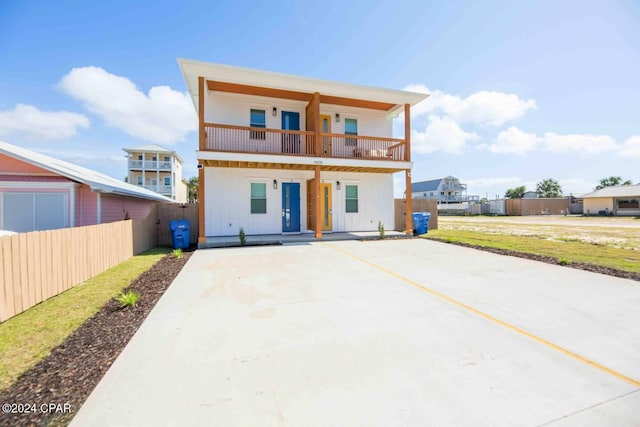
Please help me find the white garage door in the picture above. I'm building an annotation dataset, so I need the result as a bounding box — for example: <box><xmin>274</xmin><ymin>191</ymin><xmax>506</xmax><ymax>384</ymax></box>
<box><xmin>2</xmin><ymin>192</ymin><xmax>68</xmax><ymax>232</ymax></box>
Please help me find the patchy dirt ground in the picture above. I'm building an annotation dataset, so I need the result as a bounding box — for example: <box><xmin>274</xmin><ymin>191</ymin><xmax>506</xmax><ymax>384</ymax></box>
<box><xmin>0</xmin><ymin>251</ymin><xmax>192</xmax><ymax>427</ymax></box>
<box><xmin>440</xmin><ymin>215</ymin><xmax>640</xmax><ymax>250</ymax></box>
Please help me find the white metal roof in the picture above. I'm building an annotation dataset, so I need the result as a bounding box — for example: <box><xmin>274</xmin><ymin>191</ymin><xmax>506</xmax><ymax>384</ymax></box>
<box><xmin>177</xmin><ymin>58</ymin><xmax>428</xmax><ymax>117</ymax></box>
<box><xmin>0</xmin><ymin>141</ymin><xmax>175</xmax><ymax>203</ymax></box>
<box><xmin>122</xmin><ymin>144</ymin><xmax>184</xmax><ymax>163</ymax></box>
<box><xmin>580</xmin><ymin>184</ymin><xmax>640</xmax><ymax>198</ymax></box>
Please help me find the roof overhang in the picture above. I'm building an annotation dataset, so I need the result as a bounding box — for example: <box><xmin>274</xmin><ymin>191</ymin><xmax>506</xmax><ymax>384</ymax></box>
<box><xmin>178</xmin><ymin>59</ymin><xmax>428</xmax><ymax>117</ymax></box>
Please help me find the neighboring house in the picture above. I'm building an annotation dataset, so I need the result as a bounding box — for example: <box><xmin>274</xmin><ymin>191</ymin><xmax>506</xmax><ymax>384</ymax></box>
<box><xmin>0</xmin><ymin>141</ymin><xmax>174</xmax><ymax>233</ymax></box>
<box><xmin>522</xmin><ymin>191</ymin><xmax>538</xmax><ymax>199</ymax></box>
<box><xmin>411</xmin><ymin>176</ymin><xmax>478</xmax><ymax>204</ymax></box>
<box><xmin>123</xmin><ymin>144</ymin><xmax>188</xmax><ymax>202</ymax></box>
<box><xmin>581</xmin><ymin>185</ymin><xmax>640</xmax><ymax>216</ymax></box>
<box><xmin>178</xmin><ymin>59</ymin><xmax>427</xmax><ymax>243</ymax></box>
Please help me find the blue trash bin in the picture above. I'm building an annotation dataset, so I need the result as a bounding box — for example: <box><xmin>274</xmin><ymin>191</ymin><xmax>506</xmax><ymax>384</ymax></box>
<box><xmin>412</xmin><ymin>212</ymin><xmax>426</xmax><ymax>235</ymax></box>
<box><xmin>169</xmin><ymin>219</ymin><xmax>190</xmax><ymax>249</ymax></box>
<box><xmin>423</xmin><ymin>212</ymin><xmax>432</xmax><ymax>234</ymax></box>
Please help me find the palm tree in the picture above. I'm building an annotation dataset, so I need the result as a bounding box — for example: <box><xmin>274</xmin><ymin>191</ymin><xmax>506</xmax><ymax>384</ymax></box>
<box><xmin>187</xmin><ymin>176</ymin><xmax>198</xmax><ymax>203</ymax></box>
<box><xmin>536</xmin><ymin>178</ymin><xmax>562</xmax><ymax>198</ymax></box>
<box><xmin>595</xmin><ymin>176</ymin><xmax>632</xmax><ymax>190</ymax></box>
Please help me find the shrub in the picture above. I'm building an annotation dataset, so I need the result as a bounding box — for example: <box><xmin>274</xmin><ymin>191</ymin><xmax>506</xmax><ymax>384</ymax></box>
<box><xmin>172</xmin><ymin>248</ymin><xmax>183</xmax><ymax>259</ymax></box>
<box><xmin>378</xmin><ymin>221</ymin><xmax>385</xmax><ymax>239</ymax></box>
<box><xmin>239</xmin><ymin>227</ymin><xmax>246</xmax><ymax>246</ymax></box>
<box><xmin>558</xmin><ymin>257</ymin><xmax>570</xmax><ymax>266</ymax></box>
<box><xmin>114</xmin><ymin>290</ymin><xmax>140</xmax><ymax>308</ymax></box>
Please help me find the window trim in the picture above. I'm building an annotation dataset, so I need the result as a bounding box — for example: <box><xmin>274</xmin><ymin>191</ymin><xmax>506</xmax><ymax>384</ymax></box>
<box><xmin>250</xmin><ymin>182</ymin><xmax>267</xmax><ymax>214</ymax></box>
<box><xmin>345</xmin><ymin>184</ymin><xmax>358</xmax><ymax>213</ymax></box>
<box><xmin>344</xmin><ymin>118</ymin><xmax>357</xmax><ymax>147</ymax></box>
<box><xmin>250</xmin><ymin>108</ymin><xmax>266</xmax><ymax>140</ymax></box>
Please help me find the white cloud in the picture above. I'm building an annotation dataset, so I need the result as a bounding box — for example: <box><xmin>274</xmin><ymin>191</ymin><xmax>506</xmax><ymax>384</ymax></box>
<box><xmin>412</xmin><ymin>115</ymin><xmax>479</xmax><ymax>154</ymax></box>
<box><xmin>59</xmin><ymin>66</ymin><xmax>196</xmax><ymax>144</ymax></box>
<box><xmin>465</xmin><ymin>176</ymin><xmax>525</xmax><ymax>188</ymax></box>
<box><xmin>541</xmin><ymin>132</ymin><xmax>618</xmax><ymax>154</ymax></box>
<box><xmin>620</xmin><ymin>136</ymin><xmax>640</xmax><ymax>157</ymax></box>
<box><xmin>0</xmin><ymin>104</ymin><xmax>89</xmax><ymax>140</ymax></box>
<box><xmin>405</xmin><ymin>84</ymin><xmax>536</xmax><ymax>127</ymax></box>
<box><xmin>480</xmin><ymin>126</ymin><xmax>539</xmax><ymax>155</ymax></box>
<box><xmin>558</xmin><ymin>178</ymin><xmax>597</xmax><ymax>195</ymax></box>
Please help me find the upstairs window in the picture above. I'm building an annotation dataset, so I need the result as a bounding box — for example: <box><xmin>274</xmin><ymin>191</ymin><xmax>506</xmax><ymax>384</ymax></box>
<box><xmin>345</xmin><ymin>118</ymin><xmax>357</xmax><ymax>147</ymax></box>
<box><xmin>251</xmin><ymin>183</ymin><xmax>267</xmax><ymax>214</ymax></box>
<box><xmin>164</xmin><ymin>177</ymin><xmax>171</xmax><ymax>186</ymax></box>
<box><xmin>345</xmin><ymin>185</ymin><xmax>358</xmax><ymax>213</ymax></box>
<box><xmin>250</xmin><ymin>109</ymin><xmax>266</xmax><ymax>140</ymax></box>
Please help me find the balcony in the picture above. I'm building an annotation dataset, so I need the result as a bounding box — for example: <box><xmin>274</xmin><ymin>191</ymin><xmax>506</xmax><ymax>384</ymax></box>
<box><xmin>138</xmin><ymin>184</ymin><xmax>172</xmax><ymax>194</ymax></box>
<box><xmin>129</xmin><ymin>160</ymin><xmax>172</xmax><ymax>170</ymax></box>
<box><xmin>203</xmin><ymin>123</ymin><xmax>407</xmax><ymax>161</ymax></box>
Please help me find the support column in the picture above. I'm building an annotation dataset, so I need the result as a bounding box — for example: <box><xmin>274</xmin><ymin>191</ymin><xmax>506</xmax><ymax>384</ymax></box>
<box><xmin>404</xmin><ymin>103</ymin><xmax>413</xmax><ymax>235</ymax></box>
<box><xmin>315</xmin><ymin>165</ymin><xmax>322</xmax><ymax>238</ymax></box>
<box><xmin>198</xmin><ymin>165</ymin><xmax>205</xmax><ymax>244</ymax></box>
<box><xmin>405</xmin><ymin>169</ymin><xmax>413</xmax><ymax>235</ymax></box>
<box><xmin>197</xmin><ymin>76</ymin><xmax>206</xmax><ymax>244</ymax></box>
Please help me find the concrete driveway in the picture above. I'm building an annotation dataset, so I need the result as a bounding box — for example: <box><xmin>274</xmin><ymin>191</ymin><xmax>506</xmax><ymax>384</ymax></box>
<box><xmin>72</xmin><ymin>239</ymin><xmax>640</xmax><ymax>426</ymax></box>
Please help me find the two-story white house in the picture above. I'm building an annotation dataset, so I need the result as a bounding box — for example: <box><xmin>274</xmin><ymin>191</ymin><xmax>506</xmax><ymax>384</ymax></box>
<box><xmin>412</xmin><ymin>176</ymin><xmax>479</xmax><ymax>204</ymax></box>
<box><xmin>178</xmin><ymin>59</ymin><xmax>427</xmax><ymax>245</ymax></box>
<box><xmin>123</xmin><ymin>144</ymin><xmax>188</xmax><ymax>202</ymax></box>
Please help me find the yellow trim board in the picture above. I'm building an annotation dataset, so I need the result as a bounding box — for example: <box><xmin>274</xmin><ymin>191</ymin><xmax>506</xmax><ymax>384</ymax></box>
<box><xmin>322</xmin><ymin>242</ymin><xmax>640</xmax><ymax>388</ymax></box>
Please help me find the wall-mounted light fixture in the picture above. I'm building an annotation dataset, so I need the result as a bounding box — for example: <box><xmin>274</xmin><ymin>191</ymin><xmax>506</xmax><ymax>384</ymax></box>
<box><xmin>273</xmin><ymin>179</ymin><xmax>278</xmax><ymax>189</ymax></box>
<box><xmin>272</xmin><ymin>107</ymin><xmax>277</xmax><ymax>117</ymax></box>
<box><xmin>336</xmin><ymin>181</ymin><xmax>341</xmax><ymax>190</ymax></box>
<box><xmin>335</xmin><ymin>113</ymin><xmax>340</xmax><ymax>122</ymax></box>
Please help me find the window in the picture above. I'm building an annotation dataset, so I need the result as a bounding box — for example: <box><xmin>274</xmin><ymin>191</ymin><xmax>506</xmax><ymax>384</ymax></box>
<box><xmin>250</xmin><ymin>109</ymin><xmax>266</xmax><ymax>139</ymax></box>
<box><xmin>137</xmin><ymin>176</ymin><xmax>142</xmax><ymax>185</ymax></box>
<box><xmin>345</xmin><ymin>118</ymin><xmax>357</xmax><ymax>147</ymax></box>
<box><xmin>617</xmin><ymin>199</ymin><xmax>639</xmax><ymax>209</ymax></box>
<box><xmin>164</xmin><ymin>156</ymin><xmax>170</xmax><ymax>162</ymax></box>
<box><xmin>345</xmin><ymin>185</ymin><xmax>358</xmax><ymax>213</ymax></box>
<box><xmin>137</xmin><ymin>154</ymin><xmax>143</xmax><ymax>160</ymax></box>
<box><xmin>251</xmin><ymin>183</ymin><xmax>267</xmax><ymax>214</ymax></box>
<box><xmin>164</xmin><ymin>177</ymin><xmax>171</xmax><ymax>186</ymax></box>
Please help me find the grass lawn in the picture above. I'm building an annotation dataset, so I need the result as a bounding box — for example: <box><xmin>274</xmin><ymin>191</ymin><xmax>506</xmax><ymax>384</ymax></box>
<box><xmin>424</xmin><ymin>229</ymin><xmax>640</xmax><ymax>274</ymax></box>
<box><xmin>0</xmin><ymin>247</ymin><xmax>168</xmax><ymax>392</ymax></box>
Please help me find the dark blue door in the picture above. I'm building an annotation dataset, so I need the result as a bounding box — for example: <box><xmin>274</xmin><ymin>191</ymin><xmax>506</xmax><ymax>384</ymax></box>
<box><xmin>282</xmin><ymin>183</ymin><xmax>300</xmax><ymax>232</ymax></box>
<box><xmin>281</xmin><ymin>111</ymin><xmax>300</xmax><ymax>154</ymax></box>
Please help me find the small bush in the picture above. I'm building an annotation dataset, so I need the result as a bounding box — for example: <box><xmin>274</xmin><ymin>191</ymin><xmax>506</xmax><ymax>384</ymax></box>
<box><xmin>558</xmin><ymin>257</ymin><xmax>570</xmax><ymax>266</ymax></box>
<box><xmin>378</xmin><ymin>221</ymin><xmax>385</xmax><ymax>239</ymax></box>
<box><xmin>172</xmin><ymin>248</ymin><xmax>183</xmax><ymax>259</ymax></box>
<box><xmin>239</xmin><ymin>227</ymin><xmax>246</xmax><ymax>246</ymax></box>
<box><xmin>115</xmin><ymin>290</ymin><xmax>140</xmax><ymax>308</ymax></box>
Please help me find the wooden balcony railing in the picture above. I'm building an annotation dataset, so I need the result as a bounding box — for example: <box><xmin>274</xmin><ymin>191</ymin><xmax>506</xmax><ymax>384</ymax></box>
<box><xmin>204</xmin><ymin>123</ymin><xmax>316</xmax><ymax>155</ymax></box>
<box><xmin>204</xmin><ymin>123</ymin><xmax>407</xmax><ymax>161</ymax></box>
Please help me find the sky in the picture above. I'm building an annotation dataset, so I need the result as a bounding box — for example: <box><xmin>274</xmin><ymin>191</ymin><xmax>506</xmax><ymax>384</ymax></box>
<box><xmin>1</xmin><ymin>0</ymin><xmax>639</xmax><ymax>199</ymax></box>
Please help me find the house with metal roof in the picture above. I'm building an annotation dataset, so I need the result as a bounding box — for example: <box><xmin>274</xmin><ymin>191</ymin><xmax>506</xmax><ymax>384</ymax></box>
<box><xmin>0</xmin><ymin>140</ymin><xmax>174</xmax><ymax>233</ymax></box>
<box><xmin>123</xmin><ymin>144</ymin><xmax>188</xmax><ymax>202</ymax></box>
<box><xmin>581</xmin><ymin>184</ymin><xmax>640</xmax><ymax>216</ymax></box>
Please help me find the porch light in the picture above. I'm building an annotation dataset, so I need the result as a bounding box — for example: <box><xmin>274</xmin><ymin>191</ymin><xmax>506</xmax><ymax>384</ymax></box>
<box><xmin>273</xmin><ymin>179</ymin><xmax>278</xmax><ymax>189</ymax></box>
<box><xmin>335</xmin><ymin>113</ymin><xmax>340</xmax><ymax>122</ymax></box>
<box><xmin>272</xmin><ymin>107</ymin><xmax>277</xmax><ymax>116</ymax></box>
<box><xmin>336</xmin><ymin>181</ymin><xmax>341</xmax><ymax>190</ymax></box>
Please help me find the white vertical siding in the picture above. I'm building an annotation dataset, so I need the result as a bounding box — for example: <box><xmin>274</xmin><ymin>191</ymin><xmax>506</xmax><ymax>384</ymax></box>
<box><xmin>204</xmin><ymin>168</ymin><xmax>394</xmax><ymax>237</ymax></box>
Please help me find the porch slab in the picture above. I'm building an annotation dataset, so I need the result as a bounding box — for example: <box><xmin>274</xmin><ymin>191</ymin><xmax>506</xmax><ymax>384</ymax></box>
<box><xmin>198</xmin><ymin>230</ymin><xmax>410</xmax><ymax>248</ymax></box>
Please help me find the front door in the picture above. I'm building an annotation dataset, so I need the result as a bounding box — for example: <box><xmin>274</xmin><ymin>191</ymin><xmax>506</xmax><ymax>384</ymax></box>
<box><xmin>320</xmin><ymin>114</ymin><xmax>331</xmax><ymax>155</ymax></box>
<box><xmin>319</xmin><ymin>183</ymin><xmax>332</xmax><ymax>231</ymax></box>
<box><xmin>282</xmin><ymin>182</ymin><xmax>300</xmax><ymax>232</ymax></box>
<box><xmin>281</xmin><ymin>111</ymin><xmax>300</xmax><ymax>154</ymax></box>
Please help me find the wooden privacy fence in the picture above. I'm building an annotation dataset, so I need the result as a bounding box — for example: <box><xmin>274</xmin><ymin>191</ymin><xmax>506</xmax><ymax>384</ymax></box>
<box><xmin>394</xmin><ymin>199</ymin><xmax>438</xmax><ymax>232</ymax></box>
<box><xmin>0</xmin><ymin>221</ymin><xmax>134</xmax><ymax>322</ymax></box>
<box><xmin>505</xmin><ymin>198</ymin><xmax>570</xmax><ymax>216</ymax></box>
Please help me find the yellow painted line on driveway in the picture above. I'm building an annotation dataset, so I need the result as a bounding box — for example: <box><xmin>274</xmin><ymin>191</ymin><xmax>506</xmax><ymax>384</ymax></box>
<box><xmin>322</xmin><ymin>242</ymin><xmax>640</xmax><ymax>388</ymax></box>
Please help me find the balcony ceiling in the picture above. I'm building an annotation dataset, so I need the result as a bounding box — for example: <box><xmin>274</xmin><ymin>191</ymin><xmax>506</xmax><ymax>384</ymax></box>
<box><xmin>207</xmin><ymin>80</ymin><xmax>398</xmax><ymax>111</ymax></box>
